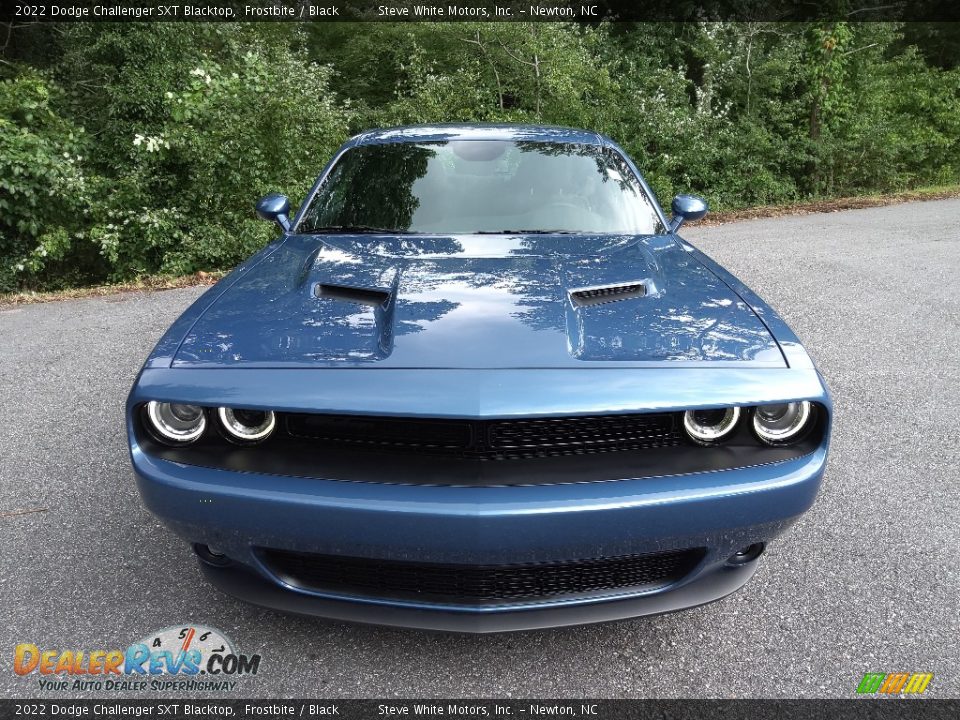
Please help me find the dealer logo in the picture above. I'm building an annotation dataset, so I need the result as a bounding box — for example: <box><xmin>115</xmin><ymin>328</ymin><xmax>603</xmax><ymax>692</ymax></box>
<box><xmin>856</xmin><ymin>672</ymin><xmax>933</xmax><ymax>695</ymax></box>
<box><xmin>14</xmin><ymin>624</ymin><xmax>261</xmax><ymax>692</ymax></box>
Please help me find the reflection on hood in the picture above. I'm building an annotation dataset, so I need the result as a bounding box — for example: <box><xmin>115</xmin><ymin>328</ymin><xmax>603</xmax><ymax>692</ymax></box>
<box><xmin>173</xmin><ymin>234</ymin><xmax>785</xmax><ymax>369</ymax></box>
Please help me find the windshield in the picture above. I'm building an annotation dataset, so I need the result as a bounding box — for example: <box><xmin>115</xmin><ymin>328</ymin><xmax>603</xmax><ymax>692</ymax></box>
<box><xmin>298</xmin><ymin>140</ymin><xmax>666</xmax><ymax>235</ymax></box>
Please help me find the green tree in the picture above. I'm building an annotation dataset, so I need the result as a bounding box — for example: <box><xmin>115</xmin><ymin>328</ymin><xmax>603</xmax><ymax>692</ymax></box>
<box><xmin>1</xmin><ymin>21</ymin><xmax>958</xmax><ymax>291</ymax></box>
<box><xmin>0</xmin><ymin>71</ymin><xmax>99</xmax><ymax>291</ymax></box>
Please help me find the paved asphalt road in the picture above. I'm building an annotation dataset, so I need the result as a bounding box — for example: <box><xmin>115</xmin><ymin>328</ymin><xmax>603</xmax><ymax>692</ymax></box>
<box><xmin>1</xmin><ymin>199</ymin><xmax>958</xmax><ymax>700</ymax></box>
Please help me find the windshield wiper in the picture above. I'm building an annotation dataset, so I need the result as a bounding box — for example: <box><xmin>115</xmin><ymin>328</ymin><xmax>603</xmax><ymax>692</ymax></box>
<box><xmin>474</xmin><ymin>229</ymin><xmax>580</xmax><ymax>235</ymax></box>
<box><xmin>304</xmin><ymin>225</ymin><xmax>411</xmax><ymax>235</ymax></box>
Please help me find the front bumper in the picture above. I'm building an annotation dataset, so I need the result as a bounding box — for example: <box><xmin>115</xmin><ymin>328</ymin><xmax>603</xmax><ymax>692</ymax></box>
<box><xmin>128</xmin><ymin>366</ymin><xmax>830</xmax><ymax>631</ymax></box>
<box><xmin>131</xmin><ymin>439</ymin><xmax>827</xmax><ymax>631</ymax></box>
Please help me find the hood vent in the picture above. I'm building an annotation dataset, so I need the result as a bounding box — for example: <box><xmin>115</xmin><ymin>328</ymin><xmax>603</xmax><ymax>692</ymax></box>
<box><xmin>570</xmin><ymin>282</ymin><xmax>647</xmax><ymax>307</ymax></box>
<box><xmin>316</xmin><ymin>283</ymin><xmax>390</xmax><ymax>307</ymax></box>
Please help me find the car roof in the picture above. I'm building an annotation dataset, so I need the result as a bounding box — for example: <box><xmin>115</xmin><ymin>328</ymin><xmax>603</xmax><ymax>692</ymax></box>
<box><xmin>354</xmin><ymin>123</ymin><xmax>608</xmax><ymax>146</ymax></box>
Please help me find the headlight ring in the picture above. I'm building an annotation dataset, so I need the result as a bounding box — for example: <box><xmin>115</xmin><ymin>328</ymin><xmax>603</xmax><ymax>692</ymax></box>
<box><xmin>217</xmin><ymin>407</ymin><xmax>276</xmax><ymax>444</ymax></box>
<box><xmin>683</xmin><ymin>407</ymin><xmax>741</xmax><ymax>445</ymax></box>
<box><xmin>144</xmin><ymin>401</ymin><xmax>206</xmax><ymax>445</ymax></box>
<box><xmin>752</xmin><ymin>401</ymin><xmax>814</xmax><ymax>445</ymax></box>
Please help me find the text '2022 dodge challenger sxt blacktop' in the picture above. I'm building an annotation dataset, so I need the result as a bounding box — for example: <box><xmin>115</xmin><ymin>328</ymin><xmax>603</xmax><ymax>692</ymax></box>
<box><xmin>127</xmin><ymin>124</ymin><xmax>831</xmax><ymax>632</ymax></box>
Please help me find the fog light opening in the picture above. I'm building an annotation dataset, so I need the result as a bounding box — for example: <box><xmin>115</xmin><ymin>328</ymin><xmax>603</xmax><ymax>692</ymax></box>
<box><xmin>727</xmin><ymin>543</ymin><xmax>765</xmax><ymax>566</ymax></box>
<box><xmin>194</xmin><ymin>543</ymin><xmax>232</xmax><ymax>567</ymax></box>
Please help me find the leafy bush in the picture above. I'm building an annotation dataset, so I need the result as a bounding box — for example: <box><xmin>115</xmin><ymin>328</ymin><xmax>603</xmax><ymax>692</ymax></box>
<box><xmin>3</xmin><ymin>28</ymin><xmax>351</xmax><ymax>288</ymax></box>
<box><xmin>0</xmin><ymin>72</ymin><xmax>97</xmax><ymax>291</ymax></box>
<box><xmin>93</xmin><ymin>40</ymin><xmax>351</xmax><ymax>277</ymax></box>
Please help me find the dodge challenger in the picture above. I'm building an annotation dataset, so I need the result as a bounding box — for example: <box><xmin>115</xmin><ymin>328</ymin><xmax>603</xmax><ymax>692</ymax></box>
<box><xmin>127</xmin><ymin>124</ymin><xmax>832</xmax><ymax>631</ymax></box>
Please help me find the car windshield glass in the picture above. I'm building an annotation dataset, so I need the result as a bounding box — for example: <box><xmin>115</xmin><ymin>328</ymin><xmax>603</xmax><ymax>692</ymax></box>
<box><xmin>298</xmin><ymin>140</ymin><xmax>666</xmax><ymax>235</ymax></box>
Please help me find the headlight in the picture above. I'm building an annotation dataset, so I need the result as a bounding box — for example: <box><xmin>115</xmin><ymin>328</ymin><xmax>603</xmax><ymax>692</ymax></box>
<box><xmin>218</xmin><ymin>407</ymin><xmax>276</xmax><ymax>444</ymax></box>
<box><xmin>145</xmin><ymin>401</ymin><xmax>206</xmax><ymax>445</ymax></box>
<box><xmin>752</xmin><ymin>401</ymin><xmax>814</xmax><ymax>444</ymax></box>
<box><xmin>683</xmin><ymin>407</ymin><xmax>740</xmax><ymax>445</ymax></box>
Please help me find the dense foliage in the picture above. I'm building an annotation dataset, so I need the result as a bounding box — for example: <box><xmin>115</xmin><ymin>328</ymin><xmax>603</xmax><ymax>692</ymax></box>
<box><xmin>1</xmin><ymin>22</ymin><xmax>958</xmax><ymax>291</ymax></box>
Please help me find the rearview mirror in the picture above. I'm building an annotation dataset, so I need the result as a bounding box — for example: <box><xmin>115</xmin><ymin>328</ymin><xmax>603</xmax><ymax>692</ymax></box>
<box><xmin>669</xmin><ymin>194</ymin><xmax>708</xmax><ymax>232</ymax></box>
<box><xmin>255</xmin><ymin>193</ymin><xmax>291</xmax><ymax>232</ymax></box>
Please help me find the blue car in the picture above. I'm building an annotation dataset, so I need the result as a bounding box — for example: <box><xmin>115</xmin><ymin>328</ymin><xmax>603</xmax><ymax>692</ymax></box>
<box><xmin>127</xmin><ymin>124</ymin><xmax>831</xmax><ymax>632</ymax></box>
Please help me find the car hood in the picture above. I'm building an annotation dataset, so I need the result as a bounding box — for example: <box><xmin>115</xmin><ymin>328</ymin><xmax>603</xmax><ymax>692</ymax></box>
<box><xmin>172</xmin><ymin>234</ymin><xmax>785</xmax><ymax>368</ymax></box>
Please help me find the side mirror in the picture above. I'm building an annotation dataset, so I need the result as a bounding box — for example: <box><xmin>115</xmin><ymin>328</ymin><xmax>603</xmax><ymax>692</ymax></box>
<box><xmin>669</xmin><ymin>194</ymin><xmax>708</xmax><ymax>232</ymax></box>
<box><xmin>255</xmin><ymin>193</ymin><xmax>291</xmax><ymax>232</ymax></box>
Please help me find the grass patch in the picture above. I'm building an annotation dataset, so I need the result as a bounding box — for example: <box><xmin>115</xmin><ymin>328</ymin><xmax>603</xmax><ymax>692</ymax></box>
<box><xmin>0</xmin><ymin>271</ymin><xmax>225</xmax><ymax>310</ymax></box>
<box><xmin>703</xmin><ymin>185</ymin><xmax>960</xmax><ymax>225</ymax></box>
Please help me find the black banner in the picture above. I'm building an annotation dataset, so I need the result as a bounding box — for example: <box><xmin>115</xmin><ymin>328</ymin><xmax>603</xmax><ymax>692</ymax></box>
<box><xmin>2</xmin><ymin>700</ymin><xmax>960</xmax><ymax>720</ymax></box>
<box><xmin>4</xmin><ymin>0</ymin><xmax>960</xmax><ymax>23</ymax></box>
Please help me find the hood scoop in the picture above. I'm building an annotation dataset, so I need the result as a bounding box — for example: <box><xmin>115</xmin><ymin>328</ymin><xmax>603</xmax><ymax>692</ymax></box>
<box><xmin>316</xmin><ymin>283</ymin><xmax>391</xmax><ymax>308</ymax></box>
<box><xmin>570</xmin><ymin>281</ymin><xmax>647</xmax><ymax>307</ymax></box>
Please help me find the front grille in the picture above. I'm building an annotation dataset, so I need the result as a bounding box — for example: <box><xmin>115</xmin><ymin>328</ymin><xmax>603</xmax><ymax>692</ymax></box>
<box><xmin>260</xmin><ymin>548</ymin><xmax>705</xmax><ymax>605</ymax></box>
<box><xmin>285</xmin><ymin>411</ymin><xmax>682</xmax><ymax>460</ymax></box>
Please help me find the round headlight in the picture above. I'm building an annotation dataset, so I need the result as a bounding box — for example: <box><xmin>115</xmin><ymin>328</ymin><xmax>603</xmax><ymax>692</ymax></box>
<box><xmin>752</xmin><ymin>401</ymin><xmax>814</xmax><ymax>444</ymax></box>
<box><xmin>683</xmin><ymin>407</ymin><xmax>741</xmax><ymax>445</ymax></box>
<box><xmin>218</xmin><ymin>407</ymin><xmax>276</xmax><ymax>444</ymax></box>
<box><xmin>145</xmin><ymin>401</ymin><xmax>206</xmax><ymax>445</ymax></box>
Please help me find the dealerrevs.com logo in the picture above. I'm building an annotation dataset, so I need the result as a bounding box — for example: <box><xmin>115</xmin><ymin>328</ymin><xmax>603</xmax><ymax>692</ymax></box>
<box><xmin>14</xmin><ymin>625</ymin><xmax>261</xmax><ymax>692</ymax></box>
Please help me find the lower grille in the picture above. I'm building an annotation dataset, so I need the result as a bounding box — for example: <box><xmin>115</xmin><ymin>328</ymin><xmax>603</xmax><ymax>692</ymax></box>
<box><xmin>260</xmin><ymin>547</ymin><xmax>705</xmax><ymax>606</ymax></box>
<box><xmin>285</xmin><ymin>411</ymin><xmax>682</xmax><ymax>460</ymax></box>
